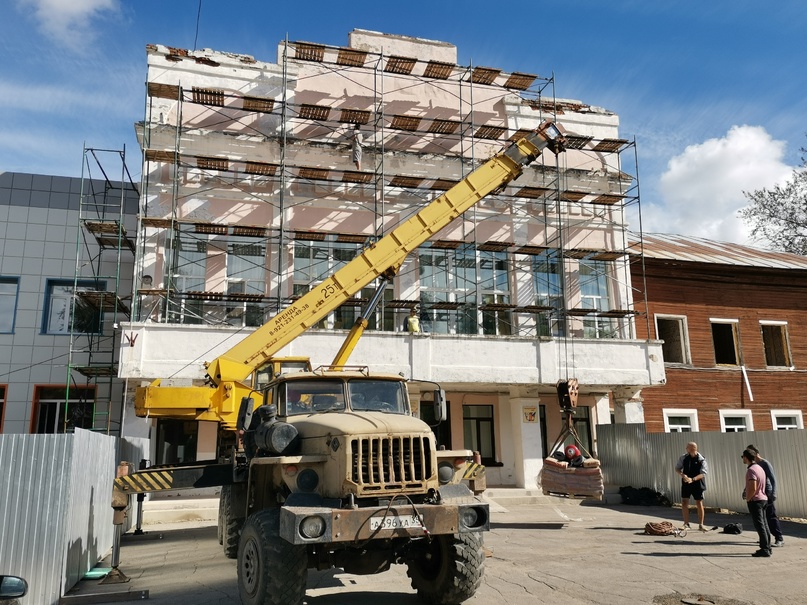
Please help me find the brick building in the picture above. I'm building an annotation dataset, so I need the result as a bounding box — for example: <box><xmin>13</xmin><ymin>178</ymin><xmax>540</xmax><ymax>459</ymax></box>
<box><xmin>632</xmin><ymin>233</ymin><xmax>807</xmax><ymax>433</ymax></box>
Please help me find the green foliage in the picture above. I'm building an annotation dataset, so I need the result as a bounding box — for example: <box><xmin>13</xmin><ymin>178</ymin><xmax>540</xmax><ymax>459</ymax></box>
<box><xmin>741</xmin><ymin>165</ymin><xmax>807</xmax><ymax>256</ymax></box>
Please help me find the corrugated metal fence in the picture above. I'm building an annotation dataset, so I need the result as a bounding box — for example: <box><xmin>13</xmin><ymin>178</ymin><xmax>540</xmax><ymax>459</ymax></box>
<box><xmin>0</xmin><ymin>430</ymin><xmax>149</xmax><ymax>605</ymax></box>
<box><xmin>597</xmin><ymin>424</ymin><xmax>807</xmax><ymax>519</ymax></box>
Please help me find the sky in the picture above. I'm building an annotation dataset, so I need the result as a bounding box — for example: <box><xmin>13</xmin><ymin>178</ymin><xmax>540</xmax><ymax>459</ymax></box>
<box><xmin>1</xmin><ymin>0</ymin><xmax>805</xmax><ymax>248</ymax></box>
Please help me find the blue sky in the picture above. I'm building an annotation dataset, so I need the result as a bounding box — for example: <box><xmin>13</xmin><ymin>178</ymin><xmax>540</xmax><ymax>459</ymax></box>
<box><xmin>1</xmin><ymin>0</ymin><xmax>804</xmax><ymax>246</ymax></box>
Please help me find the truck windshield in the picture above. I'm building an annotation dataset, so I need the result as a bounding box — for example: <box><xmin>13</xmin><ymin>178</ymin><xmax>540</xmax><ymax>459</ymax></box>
<box><xmin>282</xmin><ymin>380</ymin><xmax>346</xmax><ymax>415</ymax></box>
<box><xmin>348</xmin><ymin>380</ymin><xmax>407</xmax><ymax>414</ymax></box>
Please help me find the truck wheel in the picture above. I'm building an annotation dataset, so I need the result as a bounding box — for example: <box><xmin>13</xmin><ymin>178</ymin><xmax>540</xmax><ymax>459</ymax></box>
<box><xmin>406</xmin><ymin>533</ymin><xmax>485</xmax><ymax>605</ymax></box>
<box><xmin>238</xmin><ymin>509</ymin><xmax>308</xmax><ymax>605</ymax></box>
<box><xmin>219</xmin><ymin>485</ymin><xmax>243</xmax><ymax>559</ymax></box>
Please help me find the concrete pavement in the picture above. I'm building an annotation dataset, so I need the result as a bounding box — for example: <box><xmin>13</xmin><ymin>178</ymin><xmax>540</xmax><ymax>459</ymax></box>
<box><xmin>62</xmin><ymin>494</ymin><xmax>807</xmax><ymax>605</ymax></box>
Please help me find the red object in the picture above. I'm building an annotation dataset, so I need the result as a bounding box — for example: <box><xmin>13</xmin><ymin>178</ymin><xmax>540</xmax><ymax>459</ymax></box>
<box><xmin>565</xmin><ymin>444</ymin><xmax>581</xmax><ymax>460</ymax></box>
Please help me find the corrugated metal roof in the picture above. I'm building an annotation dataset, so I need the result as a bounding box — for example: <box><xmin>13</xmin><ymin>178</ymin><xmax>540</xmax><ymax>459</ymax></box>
<box><xmin>630</xmin><ymin>232</ymin><xmax>807</xmax><ymax>271</ymax></box>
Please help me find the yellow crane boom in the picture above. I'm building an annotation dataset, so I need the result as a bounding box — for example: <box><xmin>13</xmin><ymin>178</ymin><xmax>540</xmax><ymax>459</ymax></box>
<box><xmin>206</xmin><ymin>122</ymin><xmax>565</xmax><ymax>384</ymax></box>
<box><xmin>136</xmin><ymin>122</ymin><xmax>565</xmax><ymax>428</ymax></box>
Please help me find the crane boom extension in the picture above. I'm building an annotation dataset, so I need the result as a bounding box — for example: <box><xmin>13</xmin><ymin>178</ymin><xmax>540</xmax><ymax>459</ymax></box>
<box><xmin>205</xmin><ymin>122</ymin><xmax>565</xmax><ymax>385</ymax></box>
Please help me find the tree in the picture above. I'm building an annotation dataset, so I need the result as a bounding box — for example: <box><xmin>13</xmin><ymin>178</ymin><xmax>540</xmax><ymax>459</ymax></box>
<box><xmin>741</xmin><ymin>157</ymin><xmax>807</xmax><ymax>256</ymax></box>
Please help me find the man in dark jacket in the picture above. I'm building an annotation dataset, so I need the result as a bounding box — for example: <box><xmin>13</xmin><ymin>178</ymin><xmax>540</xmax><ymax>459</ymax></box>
<box><xmin>675</xmin><ymin>441</ymin><xmax>708</xmax><ymax>531</ymax></box>
<box><xmin>747</xmin><ymin>444</ymin><xmax>784</xmax><ymax>547</ymax></box>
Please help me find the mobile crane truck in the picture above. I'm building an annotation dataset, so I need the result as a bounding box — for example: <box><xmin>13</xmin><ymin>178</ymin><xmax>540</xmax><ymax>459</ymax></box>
<box><xmin>114</xmin><ymin>122</ymin><xmax>566</xmax><ymax>605</ymax></box>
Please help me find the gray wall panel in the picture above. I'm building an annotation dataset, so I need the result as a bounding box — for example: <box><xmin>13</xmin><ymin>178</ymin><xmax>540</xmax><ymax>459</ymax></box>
<box><xmin>0</xmin><ymin>430</ymin><xmax>118</xmax><ymax>605</ymax></box>
<box><xmin>598</xmin><ymin>424</ymin><xmax>807</xmax><ymax>519</ymax></box>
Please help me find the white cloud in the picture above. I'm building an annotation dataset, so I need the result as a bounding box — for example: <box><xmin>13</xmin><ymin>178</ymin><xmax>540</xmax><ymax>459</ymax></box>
<box><xmin>643</xmin><ymin>125</ymin><xmax>794</xmax><ymax>245</ymax></box>
<box><xmin>16</xmin><ymin>0</ymin><xmax>119</xmax><ymax>51</ymax></box>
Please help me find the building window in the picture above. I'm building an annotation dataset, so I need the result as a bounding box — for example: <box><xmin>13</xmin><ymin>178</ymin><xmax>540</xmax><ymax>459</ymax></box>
<box><xmin>479</xmin><ymin>249</ymin><xmax>511</xmax><ymax>336</ymax></box>
<box><xmin>719</xmin><ymin>409</ymin><xmax>753</xmax><ymax>432</ymax></box>
<box><xmin>293</xmin><ymin>239</ymin><xmax>362</xmax><ymax>329</ymax></box>
<box><xmin>770</xmin><ymin>410</ymin><xmax>803</xmax><ymax>430</ymax></box>
<box><xmin>663</xmin><ymin>408</ymin><xmax>699</xmax><ymax>432</ymax></box>
<box><xmin>32</xmin><ymin>385</ymin><xmax>95</xmax><ymax>433</ymax></box>
<box><xmin>579</xmin><ymin>260</ymin><xmax>617</xmax><ymax>339</ymax></box>
<box><xmin>226</xmin><ymin>238</ymin><xmax>267</xmax><ymax>327</ymax></box>
<box><xmin>463</xmin><ymin>404</ymin><xmax>496</xmax><ymax>465</ymax></box>
<box><xmin>42</xmin><ymin>279</ymin><xmax>105</xmax><ymax>335</ymax></box>
<box><xmin>0</xmin><ymin>277</ymin><xmax>20</xmax><ymax>333</ymax></box>
<box><xmin>656</xmin><ymin>315</ymin><xmax>691</xmax><ymax>364</ymax></box>
<box><xmin>760</xmin><ymin>322</ymin><xmax>792</xmax><ymax>368</ymax></box>
<box><xmin>165</xmin><ymin>234</ymin><xmax>207</xmax><ymax>325</ymax></box>
<box><xmin>532</xmin><ymin>250</ymin><xmax>564</xmax><ymax>337</ymax></box>
<box><xmin>710</xmin><ymin>319</ymin><xmax>740</xmax><ymax>365</ymax></box>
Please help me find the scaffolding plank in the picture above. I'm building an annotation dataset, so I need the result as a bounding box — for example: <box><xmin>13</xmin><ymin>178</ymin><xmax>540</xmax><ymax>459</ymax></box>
<box><xmin>592</xmin><ymin>138</ymin><xmax>630</xmax><ymax>153</ymax></box>
<box><xmin>474</xmin><ymin>125</ymin><xmax>507</xmax><ymax>140</ymax></box>
<box><xmin>338</xmin><ymin>108</ymin><xmax>371</xmax><ymax>124</ymax></box>
<box><xmin>423</xmin><ymin>60</ymin><xmax>454</xmax><ymax>79</ymax></box>
<box><xmin>428</xmin><ymin>119</ymin><xmax>460</xmax><ymax>135</ymax></box>
<box><xmin>477</xmin><ymin>241</ymin><xmax>511</xmax><ymax>252</ymax></box>
<box><xmin>298</xmin><ymin>104</ymin><xmax>330</xmax><ymax>121</ymax></box>
<box><xmin>336</xmin><ymin>47</ymin><xmax>367</xmax><ymax>67</ymax></box>
<box><xmin>191</xmin><ymin>87</ymin><xmax>225</xmax><ymax>106</ymax></box>
<box><xmin>242</xmin><ymin>96</ymin><xmax>275</xmax><ymax>113</ymax></box>
<box><xmin>388</xmin><ymin>176</ymin><xmax>423</xmax><ymax>189</ymax></box>
<box><xmin>470</xmin><ymin>67</ymin><xmax>501</xmax><ymax>85</ymax></box>
<box><xmin>76</xmin><ymin>291</ymin><xmax>130</xmax><ymax>315</ymax></box>
<box><xmin>294</xmin><ymin>42</ymin><xmax>325</xmax><ymax>62</ymax></box>
<box><xmin>385</xmin><ymin>56</ymin><xmax>416</xmax><ymax>75</ymax></box>
<box><xmin>391</xmin><ymin>115</ymin><xmax>421</xmax><ymax>131</ymax></box>
<box><xmin>503</xmin><ymin>72</ymin><xmax>537</xmax><ymax>90</ymax></box>
<box><xmin>148</xmin><ymin>82</ymin><xmax>180</xmax><ymax>99</ymax></box>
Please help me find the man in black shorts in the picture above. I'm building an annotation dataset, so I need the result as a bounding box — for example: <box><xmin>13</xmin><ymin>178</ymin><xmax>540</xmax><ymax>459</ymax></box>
<box><xmin>675</xmin><ymin>441</ymin><xmax>708</xmax><ymax>531</ymax></box>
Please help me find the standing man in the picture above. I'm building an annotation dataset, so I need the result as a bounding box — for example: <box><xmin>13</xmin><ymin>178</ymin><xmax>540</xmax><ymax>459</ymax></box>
<box><xmin>746</xmin><ymin>444</ymin><xmax>784</xmax><ymax>547</ymax></box>
<box><xmin>742</xmin><ymin>448</ymin><xmax>771</xmax><ymax>557</ymax></box>
<box><xmin>351</xmin><ymin>124</ymin><xmax>363</xmax><ymax>170</ymax></box>
<box><xmin>406</xmin><ymin>308</ymin><xmax>420</xmax><ymax>333</ymax></box>
<box><xmin>675</xmin><ymin>442</ymin><xmax>708</xmax><ymax>531</ymax></box>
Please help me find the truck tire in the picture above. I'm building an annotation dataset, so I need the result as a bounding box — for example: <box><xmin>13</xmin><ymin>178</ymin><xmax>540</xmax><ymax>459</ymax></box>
<box><xmin>406</xmin><ymin>533</ymin><xmax>485</xmax><ymax>605</ymax></box>
<box><xmin>219</xmin><ymin>485</ymin><xmax>243</xmax><ymax>559</ymax></box>
<box><xmin>237</xmin><ymin>508</ymin><xmax>308</xmax><ymax>605</ymax></box>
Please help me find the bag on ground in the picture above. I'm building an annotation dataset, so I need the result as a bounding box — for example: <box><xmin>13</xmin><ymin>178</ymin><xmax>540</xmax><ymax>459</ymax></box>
<box><xmin>644</xmin><ymin>521</ymin><xmax>677</xmax><ymax>536</ymax></box>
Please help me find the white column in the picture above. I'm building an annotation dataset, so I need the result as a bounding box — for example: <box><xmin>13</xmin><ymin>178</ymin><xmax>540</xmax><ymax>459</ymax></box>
<box><xmin>508</xmin><ymin>396</ymin><xmax>544</xmax><ymax>489</ymax></box>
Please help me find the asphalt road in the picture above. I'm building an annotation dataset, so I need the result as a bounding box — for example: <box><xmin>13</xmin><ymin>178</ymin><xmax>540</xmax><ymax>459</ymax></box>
<box><xmin>64</xmin><ymin>499</ymin><xmax>807</xmax><ymax>605</ymax></box>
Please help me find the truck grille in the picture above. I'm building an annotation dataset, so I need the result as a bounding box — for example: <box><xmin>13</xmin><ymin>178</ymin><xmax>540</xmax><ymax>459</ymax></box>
<box><xmin>350</xmin><ymin>435</ymin><xmax>433</xmax><ymax>491</ymax></box>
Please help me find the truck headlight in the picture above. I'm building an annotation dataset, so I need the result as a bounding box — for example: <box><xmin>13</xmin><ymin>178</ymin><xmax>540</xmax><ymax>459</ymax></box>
<box><xmin>300</xmin><ymin>515</ymin><xmax>326</xmax><ymax>539</ymax></box>
<box><xmin>296</xmin><ymin>468</ymin><xmax>319</xmax><ymax>492</ymax></box>
<box><xmin>459</xmin><ymin>505</ymin><xmax>488</xmax><ymax>530</ymax></box>
<box><xmin>437</xmin><ymin>462</ymin><xmax>455</xmax><ymax>484</ymax></box>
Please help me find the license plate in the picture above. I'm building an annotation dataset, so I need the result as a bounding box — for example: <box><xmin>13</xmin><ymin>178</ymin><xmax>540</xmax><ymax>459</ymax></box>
<box><xmin>370</xmin><ymin>514</ymin><xmax>423</xmax><ymax>531</ymax></box>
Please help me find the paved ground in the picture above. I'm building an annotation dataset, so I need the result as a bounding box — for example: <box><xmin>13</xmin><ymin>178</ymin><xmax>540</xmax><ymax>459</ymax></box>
<box><xmin>63</xmin><ymin>498</ymin><xmax>807</xmax><ymax>605</ymax></box>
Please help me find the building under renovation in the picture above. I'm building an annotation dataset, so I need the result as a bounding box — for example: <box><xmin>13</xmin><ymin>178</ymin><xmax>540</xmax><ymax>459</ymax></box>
<box><xmin>121</xmin><ymin>30</ymin><xmax>664</xmax><ymax>488</ymax></box>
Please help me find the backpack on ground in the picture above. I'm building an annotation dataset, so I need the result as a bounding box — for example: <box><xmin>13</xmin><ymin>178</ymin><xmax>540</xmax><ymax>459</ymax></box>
<box><xmin>644</xmin><ymin>521</ymin><xmax>677</xmax><ymax>536</ymax></box>
<box><xmin>723</xmin><ymin>523</ymin><xmax>743</xmax><ymax>534</ymax></box>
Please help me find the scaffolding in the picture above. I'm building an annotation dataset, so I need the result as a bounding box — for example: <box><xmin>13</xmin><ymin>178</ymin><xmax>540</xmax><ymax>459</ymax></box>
<box><xmin>66</xmin><ymin>147</ymin><xmax>138</xmax><ymax>434</ymax></box>
<box><xmin>134</xmin><ymin>37</ymin><xmax>643</xmax><ymax>359</ymax></box>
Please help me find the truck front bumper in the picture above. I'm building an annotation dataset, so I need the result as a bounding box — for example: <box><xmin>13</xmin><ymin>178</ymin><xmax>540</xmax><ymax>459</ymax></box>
<box><xmin>279</xmin><ymin>500</ymin><xmax>489</xmax><ymax>545</ymax></box>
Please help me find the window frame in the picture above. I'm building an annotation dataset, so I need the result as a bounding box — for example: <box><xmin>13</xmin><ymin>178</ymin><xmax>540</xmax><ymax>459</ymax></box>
<box><xmin>462</xmin><ymin>404</ymin><xmax>498</xmax><ymax>466</ymax></box>
<box><xmin>655</xmin><ymin>314</ymin><xmax>692</xmax><ymax>365</ymax></box>
<box><xmin>759</xmin><ymin>320</ymin><xmax>793</xmax><ymax>369</ymax></box>
<box><xmin>709</xmin><ymin>318</ymin><xmax>741</xmax><ymax>366</ymax></box>
<box><xmin>31</xmin><ymin>384</ymin><xmax>96</xmax><ymax>433</ymax></box>
<box><xmin>0</xmin><ymin>276</ymin><xmax>20</xmax><ymax>334</ymax></box>
<box><xmin>662</xmin><ymin>408</ymin><xmax>699</xmax><ymax>433</ymax></box>
<box><xmin>719</xmin><ymin>409</ymin><xmax>754</xmax><ymax>433</ymax></box>
<box><xmin>770</xmin><ymin>410</ymin><xmax>803</xmax><ymax>430</ymax></box>
<box><xmin>41</xmin><ymin>278</ymin><xmax>106</xmax><ymax>335</ymax></box>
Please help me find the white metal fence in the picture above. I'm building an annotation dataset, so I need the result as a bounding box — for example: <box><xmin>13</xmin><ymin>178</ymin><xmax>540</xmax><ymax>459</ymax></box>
<box><xmin>0</xmin><ymin>430</ymin><xmax>149</xmax><ymax>605</ymax></box>
<box><xmin>597</xmin><ymin>424</ymin><xmax>807</xmax><ymax>519</ymax></box>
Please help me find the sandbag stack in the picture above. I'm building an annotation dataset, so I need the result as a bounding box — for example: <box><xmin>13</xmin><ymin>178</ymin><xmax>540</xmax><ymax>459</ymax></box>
<box><xmin>540</xmin><ymin>456</ymin><xmax>604</xmax><ymax>500</ymax></box>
